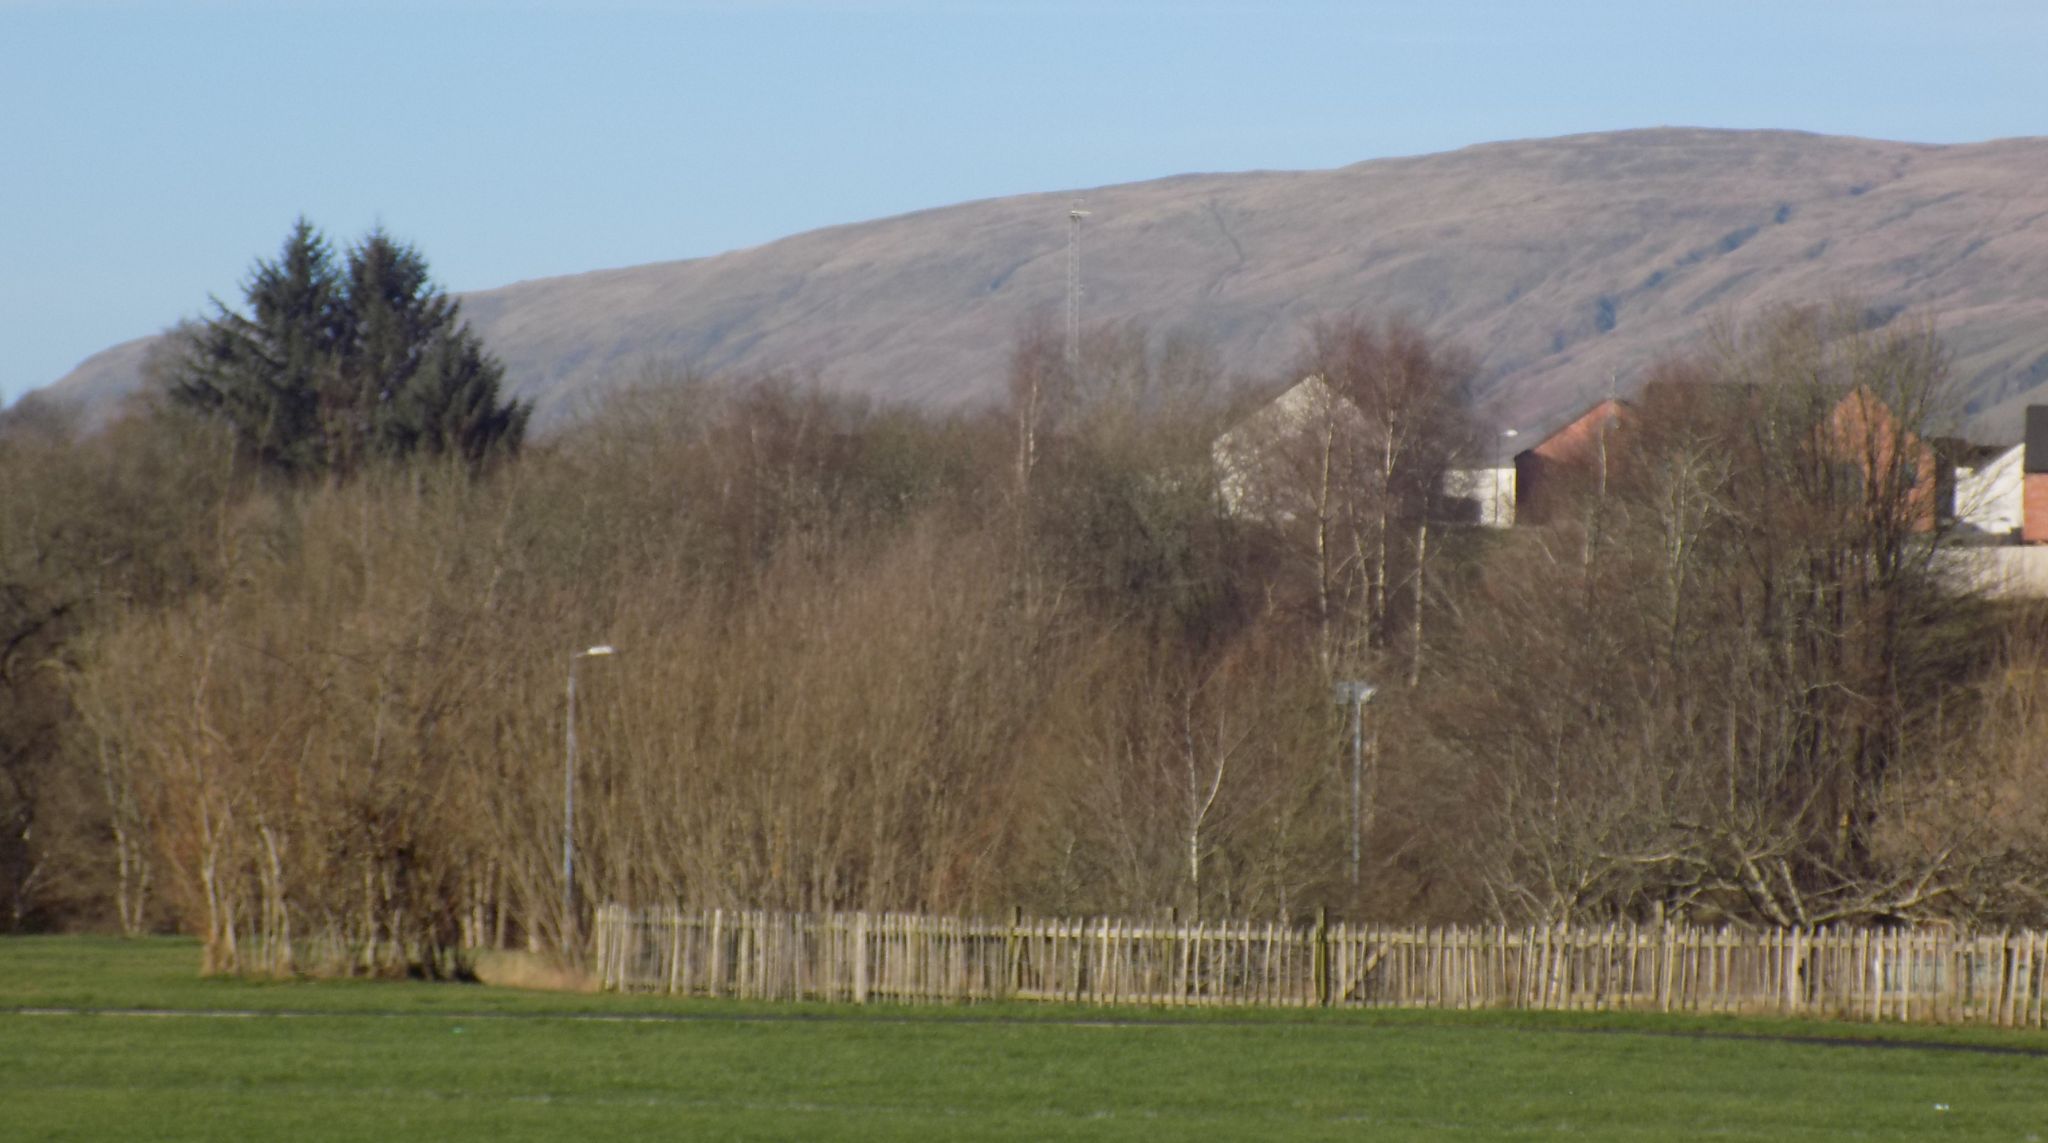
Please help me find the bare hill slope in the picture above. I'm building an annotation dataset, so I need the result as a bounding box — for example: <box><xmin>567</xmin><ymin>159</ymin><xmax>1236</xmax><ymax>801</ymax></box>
<box><xmin>36</xmin><ymin>128</ymin><xmax>2048</xmax><ymax>440</ymax></box>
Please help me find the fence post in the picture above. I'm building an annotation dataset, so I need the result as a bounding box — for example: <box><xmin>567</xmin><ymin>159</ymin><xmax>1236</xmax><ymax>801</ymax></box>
<box><xmin>1006</xmin><ymin>905</ymin><xmax>1023</xmax><ymax>999</ymax></box>
<box><xmin>853</xmin><ymin>911</ymin><xmax>870</xmax><ymax>1005</ymax></box>
<box><xmin>1095</xmin><ymin>915</ymin><xmax>1110</xmax><ymax>1006</ymax></box>
<box><xmin>1994</xmin><ymin>928</ymin><xmax>2011</xmax><ymax>1028</ymax></box>
<box><xmin>709</xmin><ymin>908</ymin><xmax>725</xmax><ymax>998</ymax></box>
<box><xmin>664</xmin><ymin>907</ymin><xmax>680</xmax><ymax>996</ymax></box>
<box><xmin>1785</xmin><ymin>927</ymin><xmax>1803</xmax><ymax>1016</ymax></box>
<box><xmin>1314</xmin><ymin>906</ymin><xmax>1331</xmax><ymax>1008</ymax></box>
<box><xmin>1656</xmin><ymin>923</ymin><xmax>1673</xmax><ymax>1013</ymax></box>
<box><xmin>1167</xmin><ymin>908</ymin><xmax>1182</xmax><ymax>1006</ymax></box>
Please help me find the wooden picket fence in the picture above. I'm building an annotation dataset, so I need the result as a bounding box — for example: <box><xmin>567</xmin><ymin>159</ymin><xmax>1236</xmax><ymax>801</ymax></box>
<box><xmin>593</xmin><ymin>905</ymin><xmax>2048</xmax><ymax>1027</ymax></box>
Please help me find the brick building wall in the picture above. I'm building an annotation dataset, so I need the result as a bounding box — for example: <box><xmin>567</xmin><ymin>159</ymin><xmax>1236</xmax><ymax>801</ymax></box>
<box><xmin>1514</xmin><ymin>398</ymin><xmax>1629</xmax><ymax>525</ymax></box>
<box><xmin>2024</xmin><ymin>473</ymin><xmax>2048</xmax><ymax>543</ymax></box>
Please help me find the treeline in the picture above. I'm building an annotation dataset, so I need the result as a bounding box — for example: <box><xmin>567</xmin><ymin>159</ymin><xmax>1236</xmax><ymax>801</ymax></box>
<box><xmin>4</xmin><ymin>304</ymin><xmax>2047</xmax><ymax>975</ymax></box>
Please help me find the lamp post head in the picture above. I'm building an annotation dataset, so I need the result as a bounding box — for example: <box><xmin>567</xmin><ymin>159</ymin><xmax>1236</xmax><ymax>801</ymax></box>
<box><xmin>1333</xmin><ymin>680</ymin><xmax>1377</xmax><ymax>705</ymax></box>
<box><xmin>578</xmin><ymin>645</ymin><xmax>617</xmax><ymax>659</ymax></box>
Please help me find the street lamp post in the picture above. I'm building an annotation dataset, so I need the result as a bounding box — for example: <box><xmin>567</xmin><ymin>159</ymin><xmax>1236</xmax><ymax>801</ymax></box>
<box><xmin>1332</xmin><ymin>680</ymin><xmax>1377</xmax><ymax>886</ymax></box>
<box><xmin>563</xmin><ymin>644</ymin><xmax>616</xmax><ymax>950</ymax></box>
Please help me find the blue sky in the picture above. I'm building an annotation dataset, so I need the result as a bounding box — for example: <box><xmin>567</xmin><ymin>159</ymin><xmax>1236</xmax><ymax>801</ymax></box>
<box><xmin>4</xmin><ymin>0</ymin><xmax>2044</xmax><ymax>406</ymax></box>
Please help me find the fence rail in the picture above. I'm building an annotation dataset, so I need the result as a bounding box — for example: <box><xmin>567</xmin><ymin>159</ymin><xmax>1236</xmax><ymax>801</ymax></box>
<box><xmin>593</xmin><ymin>905</ymin><xmax>2048</xmax><ymax>1026</ymax></box>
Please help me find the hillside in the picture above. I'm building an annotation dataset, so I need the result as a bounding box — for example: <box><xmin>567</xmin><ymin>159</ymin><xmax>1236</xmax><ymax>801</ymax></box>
<box><xmin>35</xmin><ymin>128</ymin><xmax>2048</xmax><ymax>441</ymax></box>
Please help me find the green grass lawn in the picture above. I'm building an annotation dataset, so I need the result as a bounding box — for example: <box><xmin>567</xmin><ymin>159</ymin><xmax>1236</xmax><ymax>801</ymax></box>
<box><xmin>4</xmin><ymin>937</ymin><xmax>2046</xmax><ymax>1140</ymax></box>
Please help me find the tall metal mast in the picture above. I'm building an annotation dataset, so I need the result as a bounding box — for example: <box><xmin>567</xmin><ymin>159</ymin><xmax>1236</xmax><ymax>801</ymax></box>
<box><xmin>1066</xmin><ymin>203</ymin><xmax>1090</xmax><ymax>371</ymax></box>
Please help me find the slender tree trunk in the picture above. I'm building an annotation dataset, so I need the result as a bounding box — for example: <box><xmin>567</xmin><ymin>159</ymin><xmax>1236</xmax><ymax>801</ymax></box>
<box><xmin>1409</xmin><ymin>519</ymin><xmax>1427</xmax><ymax>687</ymax></box>
<box><xmin>1372</xmin><ymin>434</ymin><xmax>1393</xmax><ymax>648</ymax></box>
<box><xmin>1314</xmin><ymin>419</ymin><xmax>1336</xmax><ymax>672</ymax></box>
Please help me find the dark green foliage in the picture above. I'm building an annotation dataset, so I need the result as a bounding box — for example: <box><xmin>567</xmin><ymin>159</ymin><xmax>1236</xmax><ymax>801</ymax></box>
<box><xmin>162</xmin><ymin>219</ymin><xmax>528</xmax><ymax>477</ymax></box>
<box><xmin>161</xmin><ymin>219</ymin><xmax>338</xmax><ymax>473</ymax></box>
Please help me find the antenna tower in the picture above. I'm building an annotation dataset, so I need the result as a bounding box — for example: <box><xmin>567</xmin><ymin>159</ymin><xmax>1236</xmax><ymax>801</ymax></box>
<box><xmin>1066</xmin><ymin>203</ymin><xmax>1090</xmax><ymax>371</ymax></box>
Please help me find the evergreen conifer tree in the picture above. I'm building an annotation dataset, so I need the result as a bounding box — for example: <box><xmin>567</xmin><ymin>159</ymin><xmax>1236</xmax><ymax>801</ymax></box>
<box><xmin>163</xmin><ymin>219</ymin><xmax>528</xmax><ymax>477</ymax></box>
<box><xmin>164</xmin><ymin>218</ymin><xmax>342</xmax><ymax>474</ymax></box>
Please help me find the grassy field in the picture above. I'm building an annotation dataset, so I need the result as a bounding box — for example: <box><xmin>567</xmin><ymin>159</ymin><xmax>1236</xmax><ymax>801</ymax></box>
<box><xmin>5</xmin><ymin>937</ymin><xmax>2047</xmax><ymax>1140</ymax></box>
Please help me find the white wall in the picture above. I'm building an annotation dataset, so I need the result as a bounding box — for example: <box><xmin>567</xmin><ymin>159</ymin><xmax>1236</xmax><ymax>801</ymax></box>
<box><xmin>1444</xmin><ymin>466</ymin><xmax>1516</xmax><ymax>527</ymax></box>
<box><xmin>1211</xmin><ymin>376</ymin><xmax>1341</xmax><ymax>517</ymax></box>
<box><xmin>1956</xmin><ymin>444</ymin><xmax>2024</xmax><ymax>538</ymax></box>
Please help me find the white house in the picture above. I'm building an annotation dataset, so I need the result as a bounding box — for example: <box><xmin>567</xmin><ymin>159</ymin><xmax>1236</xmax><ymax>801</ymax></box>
<box><xmin>1211</xmin><ymin>375</ymin><xmax>1357</xmax><ymax>518</ymax></box>
<box><xmin>1213</xmin><ymin>375</ymin><xmax>1513</xmax><ymax>526</ymax></box>
<box><xmin>1443</xmin><ymin>466</ymin><xmax>1516</xmax><ymax>527</ymax></box>
<box><xmin>1954</xmin><ymin>442</ymin><xmax>2024</xmax><ymax>539</ymax></box>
